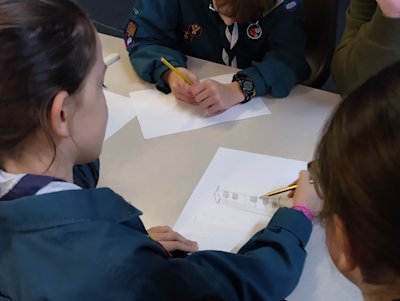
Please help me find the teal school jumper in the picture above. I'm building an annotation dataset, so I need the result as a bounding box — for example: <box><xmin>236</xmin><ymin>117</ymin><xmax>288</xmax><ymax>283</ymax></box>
<box><xmin>125</xmin><ymin>0</ymin><xmax>310</xmax><ymax>98</ymax></box>
<box><xmin>0</xmin><ymin>188</ymin><xmax>312</xmax><ymax>300</ymax></box>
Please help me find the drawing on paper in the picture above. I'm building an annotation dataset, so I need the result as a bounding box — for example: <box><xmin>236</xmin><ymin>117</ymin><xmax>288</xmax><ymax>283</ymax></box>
<box><xmin>214</xmin><ymin>185</ymin><xmax>292</xmax><ymax>216</ymax></box>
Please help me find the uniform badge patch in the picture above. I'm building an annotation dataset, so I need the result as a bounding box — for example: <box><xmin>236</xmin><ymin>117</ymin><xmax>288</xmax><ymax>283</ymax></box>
<box><xmin>285</xmin><ymin>0</ymin><xmax>298</xmax><ymax>11</ymax></box>
<box><xmin>246</xmin><ymin>22</ymin><xmax>262</xmax><ymax>40</ymax></box>
<box><xmin>124</xmin><ymin>21</ymin><xmax>138</xmax><ymax>48</ymax></box>
<box><xmin>183</xmin><ymin>23</ymin><xmax>203</xmax><ymax>42</ymax></box>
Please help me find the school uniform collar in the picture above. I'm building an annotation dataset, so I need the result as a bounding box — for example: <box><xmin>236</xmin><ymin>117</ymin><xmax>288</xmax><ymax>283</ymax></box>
<box><xmin>0</xmin><ymin>188</ymin><xmax>142</xmax><ymax>231</ymax></box>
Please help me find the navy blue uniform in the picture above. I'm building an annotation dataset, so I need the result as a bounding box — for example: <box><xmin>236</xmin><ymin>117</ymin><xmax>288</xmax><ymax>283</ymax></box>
<box><xmin>0</xmin><ymin>186</ymin><xmax>312</xmax><ymax>300</ymax></box>
<box><xmin>125</xmin><ymin>0</ymin><xmax>310</xmax><ymax>98</ymax></box>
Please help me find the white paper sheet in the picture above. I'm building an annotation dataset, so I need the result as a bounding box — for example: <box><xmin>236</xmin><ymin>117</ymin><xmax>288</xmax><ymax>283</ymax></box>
<box><xmin>174</xmin><ymin>147</ymin><xmax>306</xmax><ymax>251</ymax></box>
<box><xmin>174</xmin><ymin>147</ymin><xmax>362</xmax><ymax>301</ymax></box>
<box><xmin>104</xmin><ymin>90</ymin><xmax>137</xmax><ymax>141</ymax></box>
<box><xmin>129</xmin><ymin>74</ymin><xmax>271</xmax><ymax>139</ymax></box>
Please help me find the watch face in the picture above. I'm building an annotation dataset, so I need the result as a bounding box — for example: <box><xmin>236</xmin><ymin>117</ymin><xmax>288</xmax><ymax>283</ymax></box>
<box><xmin>243</xmin><ymin>80</ymin><xmax>254</xmax><ymax>94</ymax></box>
<box><xmin>232</xmin><ymin>74</ymin><xmax>254</xmax><ymax>102</ymax></box>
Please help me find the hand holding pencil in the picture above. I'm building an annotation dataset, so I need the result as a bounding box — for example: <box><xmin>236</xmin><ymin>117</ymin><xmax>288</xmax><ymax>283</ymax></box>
<box><xmin>290</xmin><ymin>170</ymin><xmax>322</xmax><ymax>216</ymax></box>
<box><xmin>161</xmin><ymin>57</ymin><xmax>194</xmax><ymax>85</ymax></box>
<box><xmin>260</xmin><ymin>170</ymin><xmax>322</xmax><ymax>218</ymax></box>
<box><xmin>160</xmin><ymin>56</ymin><xmax>249</xmax><ymax>115</ymax></box>
<box><xmin>275</xmin><ymin>170</ymin><xmax>321</xmax><ymax>217</ymax></box>
<box><xmin>161</xmin><ymin>57</ymin><xmax>199</xmax><ymax>103</ymax></box>
<box><xmin>260</xmin><ymin>161</ymin><xmax>315</xmax><ymax>199</ymax></box>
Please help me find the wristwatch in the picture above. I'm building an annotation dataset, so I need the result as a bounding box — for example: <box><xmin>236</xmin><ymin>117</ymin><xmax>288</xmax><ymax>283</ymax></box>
<box><xmin>232</xmin><ymin>73</ymin><xmax>255</xmax><ymax>104</ymax></box>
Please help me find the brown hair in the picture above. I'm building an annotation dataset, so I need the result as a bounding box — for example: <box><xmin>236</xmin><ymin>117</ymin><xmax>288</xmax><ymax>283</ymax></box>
<box><xmin>215</xmin><ymin>0</ymin><xmax>275</xmax><ymax>23</ymax></box>
<box><xmin>313</xmin><ymin>62</ymin><xmax>400</xmax><ymax>284</ymax></box>
<box><xmin>0</xmin><ymin>0</ymin><xmax>97</xmax><ymax>167</ymax></box>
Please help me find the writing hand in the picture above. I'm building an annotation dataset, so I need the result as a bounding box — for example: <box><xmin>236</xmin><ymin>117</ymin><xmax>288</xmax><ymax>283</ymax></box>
<box><xmin>163</xmin><ymin>68</ymin><xmax>199</xmax><ymax>103</ymax></box>
<box><xmin>290</xmin><ymin>170</ymin><xmax>322</xmax><ymax>217</ymax></box>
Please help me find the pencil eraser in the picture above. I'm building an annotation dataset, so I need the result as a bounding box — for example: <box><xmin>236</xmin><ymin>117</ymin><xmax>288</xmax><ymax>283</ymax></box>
<box><xmin>104</xmin><ymin>53</ymin><xmax>120</xmax><ymax>66</ymax></box>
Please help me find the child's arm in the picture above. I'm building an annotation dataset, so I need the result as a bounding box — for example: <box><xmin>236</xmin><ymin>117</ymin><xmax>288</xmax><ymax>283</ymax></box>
<box><xmin>142</xmin><ymin>208</ymin><xmax>312</xmax><ymax>301</ymax></box>
<box><xmin>40</xmin><ymin>190</ymin><xmax>312</xmax><ymax>300</ymax></box>
<box><xmin>124</xmin><ymin>0</ymin><xmax>187</xmax><ymax>93</ymax></box>
<box><xmin>331</xmin><ymin>0</ymin><xmax>400</xmax><ymax>96</ymax></box>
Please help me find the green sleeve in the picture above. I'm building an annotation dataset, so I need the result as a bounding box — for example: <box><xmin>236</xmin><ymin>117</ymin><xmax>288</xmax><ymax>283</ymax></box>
<box><xmin>331</xmin><ymin>0</ymin><xmax>400</xmax><ymax>96</ymax></box>
<box><xmin>124</xmin><ymin>0</ymin><xmax>187</xmax><ymax>93</ymax></box>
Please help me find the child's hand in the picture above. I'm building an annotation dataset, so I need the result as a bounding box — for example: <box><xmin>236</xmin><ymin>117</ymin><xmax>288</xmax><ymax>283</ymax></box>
<box><xmin>147</xmin><ymin>225</ymin><xmax>198</xmax><ymax>253</ymax></box>
<box><xmin>290</xmin><ymin>170</ymin><xmax>322</xmax><ymax>217</ymax></box>
<box><xmin>163</xmin><ymin>68</ymin><xmax>199</xmax><ymax>103</ymax></box>
<box><xmin>192</xmin><ymin>80</ymin><xmax>244</xmax><ymax>115</ymax></box>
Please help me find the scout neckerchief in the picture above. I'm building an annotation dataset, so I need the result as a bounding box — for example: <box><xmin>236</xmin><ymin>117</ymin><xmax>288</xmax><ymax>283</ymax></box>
<box><xmin>0</xmin><ymin>174</ymin><xmax>65</xmax><ymax>201</ymax></box>
<box><xmin>222</xmin><ymin>22</ymin><xmax>239</xmax><ymax>67</ymax></box>
<box><xmin>221</xmin><ymin>0</ymin><xmax>285</xmax><ymax>67</ymax></box>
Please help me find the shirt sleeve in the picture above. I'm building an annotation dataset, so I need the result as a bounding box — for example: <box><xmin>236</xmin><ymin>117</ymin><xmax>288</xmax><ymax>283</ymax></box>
<box><xmin>124</xmin><ymin>0</ymin><xmax>186</xmax><ymax>93</ymax></box>
<box><xmin>331</xmin><ymin>0</ymin><xmax>400</xmax><ymax>96</ymax></box>
<box><xmin>142</xmin><ymin>208</ymin><xmax>312</xmax><ymax>301</ymax></box>
<box><xmin>51</xmin><ymin>206</ymin><xmax>311</xmax><ymax>301</ymax></box>
<box><xmin>241</xmin><ymin>0</ymin><xmax>311</xmax><ymax>98</ymax></box>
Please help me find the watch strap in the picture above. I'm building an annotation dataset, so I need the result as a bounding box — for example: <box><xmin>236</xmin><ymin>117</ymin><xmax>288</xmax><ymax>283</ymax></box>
<box><xmin>232</xmin><ymin>73</ymin><xmax>255</xmax><ymax>103</ymax></box>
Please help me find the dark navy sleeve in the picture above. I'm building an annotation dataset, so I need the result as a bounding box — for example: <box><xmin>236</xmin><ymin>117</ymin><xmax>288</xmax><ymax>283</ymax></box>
<box><xmin>242</xmin><ymin>0</ymin><xmax>311</xmax><ymax>98</ymax></box>
<box><xmin>124</xmin><ymin>0</ymin><xmax>187</xmax><ymax>93</ymax></box>
<box><xmin>140</xmin><ymin>208</ymin><xmax>312</xmax><ymax>301</ymax></box>
<box><xmin>7</xmin><ymin>190</ymin><xmax>311</xmax><ymax>300</ymax></box>
<box><xmin>56</xmin><ymin>207</ymin><xmax>311</xmax><ymax>300</ymax></box>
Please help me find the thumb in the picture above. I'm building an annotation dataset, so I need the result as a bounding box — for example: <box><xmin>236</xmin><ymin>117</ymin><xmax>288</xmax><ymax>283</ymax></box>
<box><xmin>182</xmin><ymin>69</ymin><xmax>199</xmax><ymax>85</ymax></box>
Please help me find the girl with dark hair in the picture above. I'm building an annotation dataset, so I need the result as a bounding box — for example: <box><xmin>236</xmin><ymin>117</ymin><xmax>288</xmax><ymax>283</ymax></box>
<box><xmin>125</xmin><ymin>0</ymin><xmax>310</xmax><ymax>114</ymax></box>
<box><xmin>292</xmin><ymin>61</ymin><xmax>400</xmax><ymax>300</ymax></box>
<box><xmin>0</xmin><ymin>0</ymin><xmax>319</xmax><ymax>300</ymax></box>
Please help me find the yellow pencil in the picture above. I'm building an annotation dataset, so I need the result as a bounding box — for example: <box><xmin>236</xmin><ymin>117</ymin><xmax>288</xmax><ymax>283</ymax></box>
<box><xmin>260</xmin><ymin>161</ymin><xmax>315</xmax><ymax>199</ymax></box>
<box><xmin>259</xmin><ymin>184</ymin><xmax>298</xmax><ymax>199</ymax></box>
<box><xmin>160</xmin><ymin>56</ymin><xmax>194</xmax><ymax>86</ymax></box>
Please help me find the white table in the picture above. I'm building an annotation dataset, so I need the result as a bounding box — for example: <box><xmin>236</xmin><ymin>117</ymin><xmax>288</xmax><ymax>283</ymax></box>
<box><xmin>98</xmin><ymin>33</ymin><xmax>362</xmax><ymax>300</ymax></box>
<box><xmin>99</xmin><ymin>33</ymin><xmax>340</xmax><ymax>227</ymax></box>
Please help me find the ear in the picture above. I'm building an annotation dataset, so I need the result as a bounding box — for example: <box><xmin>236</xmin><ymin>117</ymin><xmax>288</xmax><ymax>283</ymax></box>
<box><xmin>49</xmin><ymin>91</ymin><xmax>71</xmax><ymax>138</ymax></box>
<box><xmin>331</xmin><ymin>214</ymin><xmax>357</xmax><ymax>272</ymax></box>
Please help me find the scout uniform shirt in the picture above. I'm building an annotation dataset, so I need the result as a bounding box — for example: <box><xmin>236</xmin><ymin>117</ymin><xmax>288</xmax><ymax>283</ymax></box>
<box><xmin>125</xmin><ymin>0</ymin><xmax>310</xmax><ymax>98</ymax></box>
<box><xmin>0</xmin><ymin>170</ymin><xmax>312</xmax><ymax>300</ymax></box>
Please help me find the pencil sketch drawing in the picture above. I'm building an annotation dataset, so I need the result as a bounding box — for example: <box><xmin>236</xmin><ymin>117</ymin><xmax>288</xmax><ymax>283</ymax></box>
<box><xmin>214</xmin><ymin>185</ymin><xmax>292</xmax><ymax>216</ymax></box>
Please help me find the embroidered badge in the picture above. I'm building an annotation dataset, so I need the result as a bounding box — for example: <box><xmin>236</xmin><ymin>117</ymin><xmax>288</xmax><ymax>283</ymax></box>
<box><xmin>124</xmin><ymin>21</ymin><xmax>138</xmax><ymax>48</ymax></box>
<box><xmin>246</xmin><ymin>22</ymin><xmax>262</xmax><ymax>40</ymax></box>
<box><xmin>183</xmin><ymin>23</ymin><xmax>203</xmax><ymax>42</ymax></box>
<box><xmin>132</xmin><ymin>7</ymin><xmax>139</xmax><ymax>15</ymax></box>
<box><xmin>285</xmin><ymin>0</ymin><xmax>298</xmax><ymax>11</ymax></box>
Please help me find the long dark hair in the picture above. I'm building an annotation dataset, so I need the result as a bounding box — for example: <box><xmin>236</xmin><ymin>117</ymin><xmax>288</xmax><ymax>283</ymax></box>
<box><xmin>313</xmin><ymin>61</ymin><xmax>400</xmax><ymax>283</ymax></box>
<box><xmin>0</xmin><ymin>0</ymin><xmax>97</xmax><ymax>167</ymax></box>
